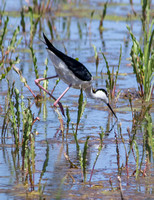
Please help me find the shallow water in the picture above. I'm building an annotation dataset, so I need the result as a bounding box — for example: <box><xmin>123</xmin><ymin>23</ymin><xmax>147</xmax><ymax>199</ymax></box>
<box><xmin>0</xmin><ymin>0</ymin><xmax>154</xmax><ymax>199</ymax></box>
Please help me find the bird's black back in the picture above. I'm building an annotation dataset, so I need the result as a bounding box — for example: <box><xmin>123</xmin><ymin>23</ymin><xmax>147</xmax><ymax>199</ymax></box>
<box><xmin>43</xmin><ymin>33</ymin><xmax>92</xmax><ymax>81</ymax></box>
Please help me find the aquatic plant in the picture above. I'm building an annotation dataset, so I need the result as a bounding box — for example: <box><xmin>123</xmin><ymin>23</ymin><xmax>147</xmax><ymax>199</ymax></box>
<box><xmin>89</xmin><ymin>128</ymin><xmax>104</xmax><ymax>182</ymax></box>
<box><xmin>30</xmin><ymin>46</ymin><xmax>39</xmax><ymax>80</ymax></box>
<box><xmin>0</xmin><ymin>16</ymin><xmax>8</xmax><ymax>48</ymax></box>
<box><xmin>76</xmin><ymin>89</ymin><xmax>87</xmax><ymax>134</ymax></box>
<box><xmin>73</xmin><ymin>129</ymin><xmax>89</xmax><ymax>182</ymax></box>
<box><xmin>127</xmin><ymin>0</ymin><xmax>154</xmax><ymax>101</ymax></box>
<box><xmin>38</xmin><ymin>141</ymin><xmax>49</xmax><ymax>196</ymax></box>
<box><xmin>92</xmin><ymin>44</ymin><xmax>99</xmax><ymax>76</ymax></box>
<box><xmin>127</xmin><ymin>24</ymin><xmax>153</xmax><ymax>101</ymax></box>
<box><xmin>66</xmin><ymin>106</ymin><xmax>71</xmax><ymax>134</ymax></box>
<box><xmin>115</xmin><ymin>117</ymin><xmax>153</xmax><ymax>180</ymax></box>
<box><xmin>13</xmin><ymin>65</ymin><xmax>36</xmax><ymax>98</ymax></box>
<box><xmin>0</xmin><ymin>2</ymin><xmax>6</xmax><ymax>26</ymax></box>
<box><xmin>0</xmin><ymin>20</ymin><xmax>22</xmax><ymax>80</ymax></box>
<box><xmin>43</xmin><ymin>58</ymin><xmax>49</xmax><ymax>96</ymax></box>
<box><xmin>68</xmin><ymin>91</ymin><xmax>88</xmax><ymax>175</ymax></box>
<box><xmin>28</xmin><ymin>6</ymin><xmax>40</xmax><ymax>44</ymax></box>
<box><xmin>20</xmin><ymin>8</ymin><xmax>26</xmax><ymax>33</ymax></box>
<box><xmin>47</xmin><ymin>19</ymin><xmax>54</xmax><ymax>40</ymax></box>
<box><xmin>31</xmin><ymin>0</ymin><xmax>52</xmax><ymax>14</ymax></box>
<box><xmin>99</xmin><ymin>1</ymin><xmax>108</xmax><ymax>33</ymax></box>
<box><xmin>6</xmin><ymin>81</ymin><xmax>20</xmax><ymax>147</ymax></box>
<box><xmin>2</xmin><ymin>81</ymin><xmax>39</xmax><ymax>149</ymax></box>
<box><xmin>102</xmin><ymin>45</ymin><xmax>122</xmax><ymax>100</ymax></box>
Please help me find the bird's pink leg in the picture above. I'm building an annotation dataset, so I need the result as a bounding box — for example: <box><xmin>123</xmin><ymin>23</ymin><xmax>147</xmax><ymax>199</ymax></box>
<box><xmin>35</xmin><ymin>75</ymin><xmax>58</xmax><ymax>97</ymax></box>
<box><xmin>35</xmin><ymin>75</ymin><xmax>65</xmax><ymax>116</ymax></box>
<box><xmin>53</xmin><ymin>84</ymin><xmax>72</xmax><ymax>107</ymax></box>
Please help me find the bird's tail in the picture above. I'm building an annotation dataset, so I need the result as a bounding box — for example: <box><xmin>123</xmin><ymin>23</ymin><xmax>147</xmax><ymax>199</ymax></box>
<box><xmin>43</xmin><ymin>33</ymin><xmax>55</xmax><ymax>51</ymax></box>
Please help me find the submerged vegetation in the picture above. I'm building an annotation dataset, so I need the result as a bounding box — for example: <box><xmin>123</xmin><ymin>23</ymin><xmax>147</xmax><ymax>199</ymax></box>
<box><xmin>0</xmin><ymin>0</ymin><xmax>153</xmax><ymax>199</ymax></box>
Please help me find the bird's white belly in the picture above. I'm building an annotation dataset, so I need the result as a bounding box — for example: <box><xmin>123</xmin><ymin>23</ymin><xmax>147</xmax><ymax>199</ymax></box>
<box><xmin>48</xmin><ymin>50</ymin><xmax>91</xmax><ymax>89</ymax></box>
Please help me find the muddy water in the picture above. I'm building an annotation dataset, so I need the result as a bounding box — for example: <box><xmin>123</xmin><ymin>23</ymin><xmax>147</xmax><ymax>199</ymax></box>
<box><xmin>0</xmin><ymin>0</ymin><xmax>153</xmax><ymax>199</ymax></box>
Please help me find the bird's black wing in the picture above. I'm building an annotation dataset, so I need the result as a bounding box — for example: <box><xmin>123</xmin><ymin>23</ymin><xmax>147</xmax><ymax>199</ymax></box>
<box><xmin>43</xmin><ymin>33</ymin><xmax>92</xmax><ymax>81</ymax></box>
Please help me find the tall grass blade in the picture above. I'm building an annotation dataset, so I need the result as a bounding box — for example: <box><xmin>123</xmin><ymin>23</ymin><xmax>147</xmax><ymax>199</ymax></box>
<box><xmin>0</xmin><ymin>16</ymin><xmax>9</xmax><ymax>47</ymax></box>
<box><xmin>76</xmin><ymin>89</ymin><xmax>87</xmax><ymax>134</ymax></box>
<box><xmin>30</xmin><ymin>46</ymin><xmax>39</xmax><ymax>79</ymax></box>
<box><xmin>134</xmin><ymin>141</ymin><xmax>139</xmax><ymax>178</ymax></box>
<box><xmin>83</xmin><ymin>136</ymin><xmax>89</xmax><ymax>181</ymax></box>
<box><xmin>66</xmin><ymin>106</ymin><xmax>70</xmax><ymax>133</ymax></box>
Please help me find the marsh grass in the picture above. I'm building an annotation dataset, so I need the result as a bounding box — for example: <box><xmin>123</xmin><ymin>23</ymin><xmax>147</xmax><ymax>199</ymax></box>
<box><xmin>38</xmin><ymin>141</ymin><xmax>49</xmax><ymax>196</ymax></box>
<box><xmin>127</xmin><ymin>24</ymin><xmax>154</xmax><ymax>101</ymax></box>
<box><xmin>43</xmin><ymin>58</ymin><xmax>49</xmax><ymax>96</ymax></box>
<box><xmin>1</xmin><ymin>80</ymin><xmax>39</xmax><ymax>190</ymax></box>
<box><xmin>92</xmin><ymin>44</ymin><xmax>99</xmax><ymax>76</ymax></box>
<box><xmin>102</xmin><ymin>46</ymin><xmax>122</xmax><ymax>100</ymax></box>
<box><xmin>30</xmin><ymin>46</ymin><xmax>39</xmax><ymax>80</ymax></box>
<box><xmin>0</xmin><ymin>2</ymin><xmax>6</xmax><ymax>25</ymax></box>
<box><xmin>2</xmin><ymin>80</ymin><xmax>39</xmax><ymax>150</ymax></box>
<box><xmin>29</xmin><ymin>6</ymin><xmax>40</xmax><ymax>44</ymax></box>
<box><xmin>89</xmin><ymin>129</ymin><xmax>104</xmax><ymax>182</ymax></box>
<box><xmin>66</xmin><ymin>106</ymin><xmax>70</xmax><ymax>134</ymax></box>
<box><xmin>76</xmin><ymin>89</ymin><xmax>87</xmax><ymax>134</ymax></box>
<box><xmin>0</xmin><ymin>16</ymin><xmax>9</xmax><ymax>48</ymax></box>
<box><xmin>0</xmin><ymin>17</ymin><xmax>22</xmax><ymax>80</ymax></box>
<box><xmin>127</xmin><ymin>0</ymin><xmax>154</xmax><ymax>101</ymax></box>
<box><xmin>30</xmin><ymin>0</ymin><xmax>52</xmax><ymax>14</ymax></box>
<box><xmin>114</xmin><ymin>118</ymin><xmax>153</xmax><ymax>179</ymax></box>
<box><xmin>73</xmin><ymin>129</ymin><xmax>89</xmax><ymax>182</ymax></box>
<box><xmin>99</xmin><ymin>1</ymin><xmax>108</xmax><ymax>33</ymax></box>
<box><xmin>20</xmin><ymin>8</ymin><xmax>26</xmax><ymax>33</ymax></box>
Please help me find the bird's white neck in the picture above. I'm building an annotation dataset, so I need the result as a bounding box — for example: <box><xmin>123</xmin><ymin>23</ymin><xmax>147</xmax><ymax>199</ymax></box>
<box><xmin>84</xmin><ymin>86</ymin><xmax>109</xmax><ymax>104</ymax></box>
<box><xmin>84</xmin><ymin>87</ymin><xmax>96</xmax><ymax>99</ymax></box>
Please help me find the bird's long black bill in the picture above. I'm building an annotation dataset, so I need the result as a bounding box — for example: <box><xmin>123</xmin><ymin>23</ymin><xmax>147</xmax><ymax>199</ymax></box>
<box><xmin>107</xmin><ymin>103</ymin><xmax>118</xmax><ymax>119</ymax></box>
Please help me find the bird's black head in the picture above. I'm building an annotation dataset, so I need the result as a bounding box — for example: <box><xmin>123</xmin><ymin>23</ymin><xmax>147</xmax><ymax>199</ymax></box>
<box><xmin>93</xmin><ymin>88</ymin><xmax>108</xmax><ymax>97</ymax></box>
<box><xmin>92</xmin><ymin>88</ymin><xmax>117</xmax><ymax>119</ymax></box>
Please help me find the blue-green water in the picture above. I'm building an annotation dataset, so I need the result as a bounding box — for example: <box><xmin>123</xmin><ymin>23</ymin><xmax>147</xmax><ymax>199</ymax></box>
<box><xmin>0</xmin><ymin>0</ymin><xmax>153</xmax><ymax>199</ymax></box>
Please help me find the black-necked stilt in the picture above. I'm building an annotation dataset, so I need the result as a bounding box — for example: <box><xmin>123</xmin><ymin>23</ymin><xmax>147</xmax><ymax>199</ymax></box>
<box><xmin>35</xmin><ymin>33</ymin><xmax>117</xmax><ymax>119</ymax></box>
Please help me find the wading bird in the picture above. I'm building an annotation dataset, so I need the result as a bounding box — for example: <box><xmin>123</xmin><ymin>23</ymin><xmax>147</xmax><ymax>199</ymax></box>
<box><xmin>35</xmin><ymin>33</ymin><xmax>117</xmax><ymax>119</ymax></box>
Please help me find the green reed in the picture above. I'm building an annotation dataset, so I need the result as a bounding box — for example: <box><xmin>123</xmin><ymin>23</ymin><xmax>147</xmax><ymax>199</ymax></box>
<box><xmin>102</xmin><ymin>45</ymin><xmax>122</xmax><ymax>100</ymax></box>
<box><xmin>142</xmin><ymin>110</ymin><xmax>153</xmax><ymax>161</ymax></box>
<box><xmin>73</xmin><ymin>129</ymin><xmax>89</xmax><ymax>182</ymax></box>
<box><xmin>66</xmin><ymin>106</ymin><xmax>71</xmax><ymax>133</ymax></box>
<box><xmin>99</xmin><ymin>1</ymin><xmax>108</xmax><ymax>33</ymax></box>
<box><xmin>115</xmin><ymin>119</ymin><xmax>152</xmax><ymax>179</ymax></box>
<box><xmin>30</xmin><ymin>46</ymin><xmax>39</xmax><ymax>79</ymax></box>
<box><xmin>38</xmin><ymin>141</ymin><xmax>49</xmax><ymax>196</ymax></box>
<box><xmin>43</xmin><ymin>58</ymin><xmax>49</xmax><ymax>96</ymax></box>
<box><xmin>76</xmin><ymin>89</ymin><xmax>87</xmax><ymax>134</ymax></box>
<box><xmin>29</xmin><ymin>6</ymin><xmax>40</xmax><ymax>44</ymax></box>
<box><xmin>20</xmin><ymin>8</ymin><xmax>26</xmax><ymax>33</ymax></box>
<box><xmin>126</xmin><ymin>101</ymin><xmax>153</xmax><ymax>178</ymax></box>
<box><xmin>7</xmin><ymin>81</ymin><xmax>20</xmax><ymax>147</ymax></box>
<box><xmin>2</xmin><ymin>80</ymin><xmax>39</xmax><ymax>150</ymax></box>
<box><xmin>47</xmin><ymin>19</ymin><xmax>54</xmax><ymax>40</ymax></box>
<box><xmin>127</xmin><ymin>0</ymin><xmax>154</xmax><ymax>101</ymax></box>
<box><xmin>32</xmin><ymin>0</ymin><xmax>52</xmax><ymax>14</ymax></box>
<box><xmin>89</xmin><ymin>128</ymin><xmax>104</xmax><ymax>182</ymax></box>
<box><xmin>0</xmin><ymin>16</ymin><xmax>8</xmax><ymax>47</ymax></box>
<box><xmin>0</xmin><ymin>1</ymin><xmax>6</xmax><ymax>25</ymax></box>
<box><xmin>92</xmin><ymin>44</ymin><xmax>99</xmax><ymax>76</ymax></box>
<box><xmin>0</xmin><ymin>20</ymin><xmax>22</xmax><ymax>80</ymax></box>
<box><xmin>9</xmin><ymin>26</ymin><xmax>22</xmax><ymax>51</ymax></box>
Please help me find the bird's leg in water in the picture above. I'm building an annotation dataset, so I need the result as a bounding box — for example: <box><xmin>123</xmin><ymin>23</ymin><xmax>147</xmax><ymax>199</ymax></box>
<box><xmin>53</xmin><ymin>84</ymin><xmax>72</xmax><ymax>107</ymax></box>
<box><xmin>35</xmin><ymin>75</ymin><xmax>65</xmax><ymax>116</ymax></box>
